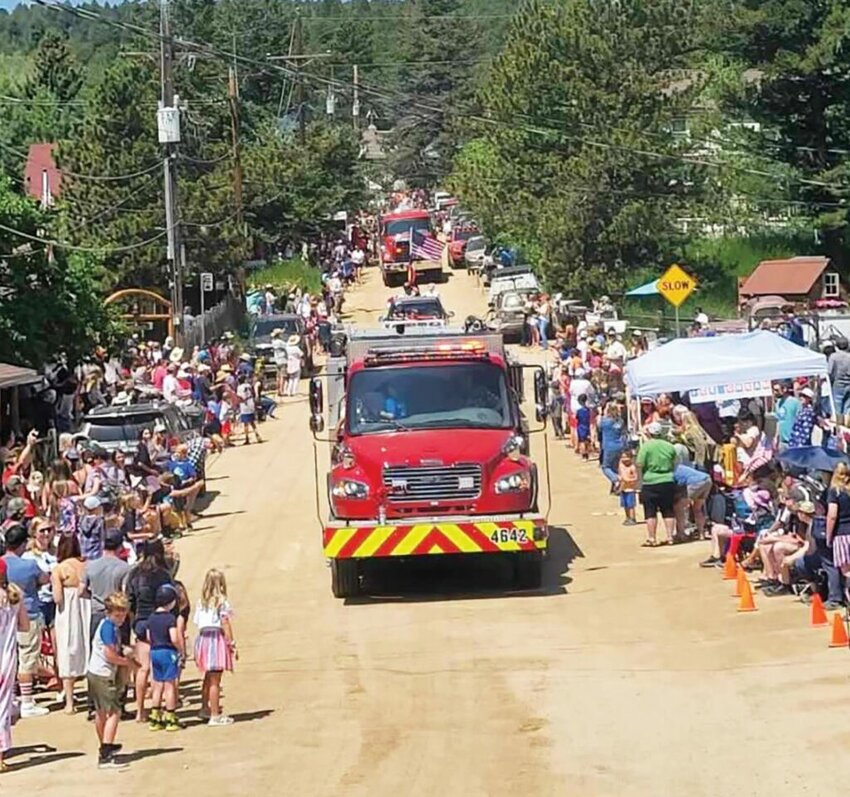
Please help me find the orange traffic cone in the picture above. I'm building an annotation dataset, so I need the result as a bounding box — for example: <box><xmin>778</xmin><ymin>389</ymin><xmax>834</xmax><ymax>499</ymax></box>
<box><xmin>829</xmin><ymin>612</ymin><xmax>849</xmax><ymax>648</ymax></box>
<box><xmin>723</xmin><ymin>552</ymin><xmax>737</xmax><ymax>580</ymax></box>
<box><xmin>737</xmin><ymin>577</ymin><xmax>757</xmax><ymax>613</ymax></box>
<box><xmin>733</xmin><ymin>566</ymin><xmax>747</xmax><ymax>598</ymax></box>
<box><xmin>810</xmin><ymin>594</ymin><xmax>829</xmax><ymax>627</ymax></box>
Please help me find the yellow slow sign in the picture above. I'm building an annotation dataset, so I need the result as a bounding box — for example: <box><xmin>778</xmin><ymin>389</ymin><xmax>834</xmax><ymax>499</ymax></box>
<box><xmin>657</xmin><ymin>263</ymin><xmax>697</xmax><ymax>308</ymax></box>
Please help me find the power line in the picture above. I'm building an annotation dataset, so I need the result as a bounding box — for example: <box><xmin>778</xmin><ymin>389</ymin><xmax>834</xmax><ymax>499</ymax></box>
<box><xmin>0</xmin><ymin>139</ymin><xmax>162</xmax><ymax>183</ymax></box>
<box><xmin>34</xmin><ymin>0</ymin><xmax>850</xmax><ymax>202</ymax></box>
<box><xmin>0</xmin><ymin>222</ymin><xmax>168</xmax><ymax>253</ymax></box>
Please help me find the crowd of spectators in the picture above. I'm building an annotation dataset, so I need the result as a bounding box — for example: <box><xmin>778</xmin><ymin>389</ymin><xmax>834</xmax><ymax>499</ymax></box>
<box><xmin>544</xmin><ymin>309</ymin><xmax>849</xmax><ymax>613</ymax></box>
<box><xmin>0</xmin><ymin>328</ymin><xmax>289</xmax><ymax>770</ymax></box>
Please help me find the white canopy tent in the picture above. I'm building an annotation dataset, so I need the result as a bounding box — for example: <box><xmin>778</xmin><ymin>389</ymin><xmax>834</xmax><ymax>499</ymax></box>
<box><xmin>625</xmin><ymin>330</ymin><xmax>829</xmax><ymax>397</ymax></box>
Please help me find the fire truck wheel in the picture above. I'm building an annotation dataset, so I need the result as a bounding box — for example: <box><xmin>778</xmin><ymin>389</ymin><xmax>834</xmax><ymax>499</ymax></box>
<box><xmin>513</xmin><ymin>551</ymin><xmax>543</xmax><ymax>590</ymax></box>
<box><xmin>331</xmin><ymin>559</ymin><xmax>361</xmax><ymax>598</ymax></box>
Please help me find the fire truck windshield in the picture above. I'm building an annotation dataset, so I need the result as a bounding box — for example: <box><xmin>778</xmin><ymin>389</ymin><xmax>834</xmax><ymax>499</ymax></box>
<box><xmin>348</xmin><ymin>362</ymin><xmax>512</xmax><ymax>435</ymax></box>
<box><xmin>384</xmin><ymin>218</ymin><xmax>430</xmax><ymax>237</ymax></box>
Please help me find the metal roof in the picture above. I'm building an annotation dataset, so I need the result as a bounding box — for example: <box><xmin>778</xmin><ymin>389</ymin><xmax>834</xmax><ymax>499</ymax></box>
<box><xmin>0</xmin><ymin>363</ymin><xmax>42</xmax><ymax>390</ymax></box>
<box><xmin>739</xmin><ymin>256</ymin><xmax>831</xmax><ymax>297</ymax></box>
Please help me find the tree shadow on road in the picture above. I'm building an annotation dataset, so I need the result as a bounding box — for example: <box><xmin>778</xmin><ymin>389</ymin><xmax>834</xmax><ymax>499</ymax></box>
<box><xmin>346</xmin><ymin>524</ymin><xmax>582</xmax><ymax>605</ymax></box>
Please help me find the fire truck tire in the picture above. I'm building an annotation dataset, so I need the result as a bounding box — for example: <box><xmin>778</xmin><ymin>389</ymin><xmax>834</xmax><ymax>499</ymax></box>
<box><xmin>331</xmin><ymin>559</ymin><xmax>361</xmax><ymax>598</ymax></box>
<box><xmin>513</xmin><ymin>551</ymin><xmax>542</xmax><ymax>590</ymax></box>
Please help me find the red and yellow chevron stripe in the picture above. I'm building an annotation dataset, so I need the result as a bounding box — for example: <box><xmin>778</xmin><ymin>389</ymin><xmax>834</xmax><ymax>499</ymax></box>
<box><xmin>323</xmin><ymin>519</ymin><xmax>546</xmax><ymax>559</ymax></box>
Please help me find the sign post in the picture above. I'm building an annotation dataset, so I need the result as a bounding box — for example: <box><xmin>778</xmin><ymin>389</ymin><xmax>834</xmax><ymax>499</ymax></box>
<box><xmin>200</xmin><ymin>271</ymin><xmax>213</xmax><ymax>344</ymax></box>
<box><xmin>657</xmin><ymin>263</ymin><xmax>698</xmax><ymax>336</ymax></box>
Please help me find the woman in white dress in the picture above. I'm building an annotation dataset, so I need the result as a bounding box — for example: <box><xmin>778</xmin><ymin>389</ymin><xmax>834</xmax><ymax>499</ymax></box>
<box><xmin>51</xmin><ymin>534</ymin><xmax>91</xmax><ymax>714</ymax></box>
<box><xmin>0</xmin><ymin>560</ymin><xmax>28</xmax><ymax>773</ymax></box>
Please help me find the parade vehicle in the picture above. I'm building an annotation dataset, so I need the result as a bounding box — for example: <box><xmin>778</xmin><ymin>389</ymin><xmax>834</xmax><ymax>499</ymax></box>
<box><xmin>308</xmin><ymin>327</ymin><xmax>550</xmax><ymax>598</ymax></box>
<box><xmin>379</xmin><ymin>295</ymin><xmax>452</xmax><ymax>329</ymax></box>
<box><xmin>377</xmin><ymin>208</ymin><xmax>443</xmax><ymax>287</ymax></box>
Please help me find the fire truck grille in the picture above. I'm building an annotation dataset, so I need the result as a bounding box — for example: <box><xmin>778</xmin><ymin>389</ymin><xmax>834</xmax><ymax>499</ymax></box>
<box><xmin>383</xmin><ymin>463</ymin><xmax>482</xmax><ymax>503</ymax></box>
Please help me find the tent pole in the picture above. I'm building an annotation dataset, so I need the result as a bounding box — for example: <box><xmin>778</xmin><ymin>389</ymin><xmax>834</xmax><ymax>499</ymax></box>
<box><xmin>675</xmin><ymin>305</ymin><xmax>680</xmax><ymax>337</ymax></box>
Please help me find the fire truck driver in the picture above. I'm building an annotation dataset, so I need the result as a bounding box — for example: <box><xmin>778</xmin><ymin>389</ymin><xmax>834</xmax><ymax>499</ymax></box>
<box><xmin>380</xmin><ymin>384</ymin><xmax>408</xmax><ymax>420</ymax></box>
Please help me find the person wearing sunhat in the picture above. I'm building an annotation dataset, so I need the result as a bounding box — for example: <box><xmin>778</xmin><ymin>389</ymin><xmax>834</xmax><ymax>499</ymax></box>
<box><xmin>284</xmin><ymin>334</ymin><xmax>304</xmax><ymax>397</ymax></box>
<box><xmin>270</xmin><ymin>329</ymin><xmax>287</xmax><ymax>397</ymax></box>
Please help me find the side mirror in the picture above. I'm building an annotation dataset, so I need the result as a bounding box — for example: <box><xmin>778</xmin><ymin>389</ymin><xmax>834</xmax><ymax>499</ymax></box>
<box><xmin>310</xmin><ymin>414</ymin><xmax>325</xmax><ymax>434</ymax></box>
<box><xmin>309</xmin><ymin>377</ymin><xmax>324</xmax><ymax>416</ymax></box>
<box><xmin>533</xmin><ymin>368</ymin><xmax>548</xmax><ymax>422</ymax></box>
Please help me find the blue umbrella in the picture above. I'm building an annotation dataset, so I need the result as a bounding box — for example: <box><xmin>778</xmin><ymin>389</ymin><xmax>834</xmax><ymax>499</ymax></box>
<box><xmin>777</xmin><ymin>446</ymin><xmax>849</xmax><ymax>473</ymax></box>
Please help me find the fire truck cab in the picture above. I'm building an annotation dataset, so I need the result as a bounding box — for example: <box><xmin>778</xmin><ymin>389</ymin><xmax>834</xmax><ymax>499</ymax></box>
<box><xmin>309</xmin><ymin>327</ymin><xmax>549</xmax><ymax>598</ymax></box>
<box><xmin>378</xmin><ymin>208</ymin><xmax>442</xmax><ymax>287</ymax></box>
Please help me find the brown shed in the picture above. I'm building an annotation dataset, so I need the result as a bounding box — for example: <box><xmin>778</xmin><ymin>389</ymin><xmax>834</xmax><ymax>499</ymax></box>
<box><xmin>738</xmin><ymin>256</ymin><xmax>841</xmax><ymax>306</ymax></box>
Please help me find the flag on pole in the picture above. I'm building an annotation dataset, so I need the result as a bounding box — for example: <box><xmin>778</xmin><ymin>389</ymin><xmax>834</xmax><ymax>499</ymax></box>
<box><xmin>411</xmin><ymin>229</ymin><xmax>445</xmax><ymax>261</ymax></box>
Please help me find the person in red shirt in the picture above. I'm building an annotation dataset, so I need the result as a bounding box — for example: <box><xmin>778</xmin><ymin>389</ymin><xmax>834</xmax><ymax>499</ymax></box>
<box><xmin>1</xmin><ymin>430</ymin><xmax>38</xmax><ymax>487</ymax></box>
<box><xmin>152</xmin><ymin>360</ymin><xmax>168</xmax><ymax>392</ymax></box>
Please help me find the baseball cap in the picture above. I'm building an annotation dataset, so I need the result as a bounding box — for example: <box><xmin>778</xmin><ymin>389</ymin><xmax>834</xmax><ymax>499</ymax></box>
<box><xmin>647</xmin><ymin>421</ymin><xmax>664</xmax><ymax>437</ymax></box>
<box><xmin>83</xmin><ymin>495</ymin><xmax>102</xmax><ymax>511</ymax></box>
<box><xmin>104</xmin><ymin>530</ymin><xmax>125</xmax><ymax>551</ymax></box>
<box><xmin>5</xmin><ymin>497</ymin><xmax>27</xmax><ymax>518</ymax></box>
<box><xmin>155</xmin><ymin>583</ymin><xmax>177</xmax><ymax>607</ymax></box>
<box><xmin>4</xmin><ymin>522</ymin><xmax>28</xmax><ymax>550</ymax></box>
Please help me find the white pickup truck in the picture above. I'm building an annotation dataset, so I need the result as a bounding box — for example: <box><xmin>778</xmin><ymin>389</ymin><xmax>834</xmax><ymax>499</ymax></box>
<box><xmin>488</xmin><ymin>268</ymin><xmax>540</xmax><ymax>304</ymax></box>
<box><xmin>585</xmin><ymin>305</ymin><xmax>628</xmax><ymax>334</ymax></box>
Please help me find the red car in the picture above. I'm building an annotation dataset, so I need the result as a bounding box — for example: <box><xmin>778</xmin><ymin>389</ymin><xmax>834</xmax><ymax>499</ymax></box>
<box><xmin>448</xmin><ymin>227</ymin><xmax>479</xmax><ymax>268</ymax></box>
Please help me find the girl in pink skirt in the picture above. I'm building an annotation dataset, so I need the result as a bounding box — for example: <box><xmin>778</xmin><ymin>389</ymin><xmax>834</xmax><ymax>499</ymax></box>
<box><xmin>193</xmin><ymin>569</ymin><xmax>237</xmax><ymax>726</ymax></box>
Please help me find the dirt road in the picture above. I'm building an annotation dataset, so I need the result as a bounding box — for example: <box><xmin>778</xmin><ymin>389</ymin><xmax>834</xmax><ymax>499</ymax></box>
<box><xmin>13</xmin><ymin>266</ymin><xmax>850</xmax><ymax>796</ymax></box>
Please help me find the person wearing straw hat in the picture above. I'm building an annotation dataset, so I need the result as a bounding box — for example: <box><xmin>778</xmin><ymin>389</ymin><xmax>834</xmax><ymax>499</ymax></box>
<box><xmin>284</xmin><ymin>335</ymin><xmax>304</xmax><ymax>397</ymax></box>
<box><xmin>270</xmin><ymin>329</ymin><xmax>287</xmax><ymax>397</ymax></box>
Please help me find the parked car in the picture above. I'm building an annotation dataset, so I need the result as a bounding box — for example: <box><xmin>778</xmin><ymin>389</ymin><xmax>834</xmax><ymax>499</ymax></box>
<box><xmin>464</xmin><ymin>235</ymin><xmax>488</xmax><ymax>271</ymax></box>
<box><xmin>248</xmin><ymin>313</ymin><xmax>314</xmax><ymax>375</ymax></box>
<box><xmin>448</xmin><ymin>227</ymin><xmax>479</xmax><ymax>268</ymax></box>
<box><xmin>486</xmin><ymin>289</ymin><xmax>537</xmax><ymax>341</ymax></box>
<box><xmin>79</xmin><ymin>401</ymin><xmax>199</xmax><ymax>460</ymax></box>
<box><xmin>488</xmin><ymin>266</ymin><xmax>540</xmax><ymax>304</ymax></box>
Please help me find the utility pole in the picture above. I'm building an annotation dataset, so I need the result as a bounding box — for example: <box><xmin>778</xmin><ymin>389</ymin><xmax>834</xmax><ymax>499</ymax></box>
<box><xmin>228</xmin><ymin>63</ymin><xmax>243</xmax><ymax>232</ymax></box>
<box><xmin>295</xmin><ymin>13</ymin><xmax>305</xmax><ymax>143</ymax></box>
<box><xmin>352</xmin><ymin>64</ymin><xmax>360</xmax><ymax>131</ymax></box>
<box><xmin>158</xmin><ymin>0</ymin><xmax>184</xmax><ymax>343</ymax></box>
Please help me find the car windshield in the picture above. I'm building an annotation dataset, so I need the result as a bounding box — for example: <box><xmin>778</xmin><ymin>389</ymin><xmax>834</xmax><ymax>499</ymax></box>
<box><xmin>384</xmin><ymin>218</ymin><xmax>430</xmax><ymax>237</ymax></box>
<box><xmin>501</xmin><ymin>294</ymin><xmax>524</xmax><ymax>310</ymax></box>
<box><xmin>85</xmin><ymin>413</ymin><xmax>164</xmax><ymax>444</ymax></box>
<box><xmin>347</xmin><ymin>363</ymin><xmax>512</xmax><ymax>434</ymax></box>
<box><xmin>252</xmin><ymin>318</ymin><xmax>300</xmax><ymax>338</ymax></box>
<box><xmin>466</xmin><ymin>237</ymin><xmax>486</xmax><ymax>251</ymax></box>
<box><xmin>386</xmin><ymin>299</ymin><xmax>444</xmax><ymax>320</ymax></box>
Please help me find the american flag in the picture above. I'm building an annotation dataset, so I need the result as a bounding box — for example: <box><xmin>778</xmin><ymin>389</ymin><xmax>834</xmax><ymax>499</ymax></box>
<box><xmin>411</xmin><ymin>229</ymin><xmax>445</xmax><ymax>261</ymax></box>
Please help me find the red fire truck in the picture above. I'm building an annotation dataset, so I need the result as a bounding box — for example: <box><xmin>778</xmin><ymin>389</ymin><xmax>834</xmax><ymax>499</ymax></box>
<box><xmin>309</xmin><ymin>328</ymin><xmax>549</xmax><ymax>598</ymax></box>
<box><xmin>378</xmin><ymin>208</ymin><xmax>443</xmax><ymax>287</ymax></box>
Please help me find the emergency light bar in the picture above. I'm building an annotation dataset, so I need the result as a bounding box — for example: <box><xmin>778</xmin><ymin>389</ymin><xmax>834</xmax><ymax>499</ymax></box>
<box><xmin>364</xmin><ymin>341</ymin><xmax>490</xmax><ymax>367</ymax></box>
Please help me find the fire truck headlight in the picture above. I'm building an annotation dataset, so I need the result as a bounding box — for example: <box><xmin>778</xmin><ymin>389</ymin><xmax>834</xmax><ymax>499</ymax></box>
<box><xmin>331</xmin><ymin>480</ymin><xmax>370</xmax><ymax>500</ymax></box>
<box><xmin>494</xmin><ymin>471</ymin><xmax>531</xmax><ymax>494</ymax></box>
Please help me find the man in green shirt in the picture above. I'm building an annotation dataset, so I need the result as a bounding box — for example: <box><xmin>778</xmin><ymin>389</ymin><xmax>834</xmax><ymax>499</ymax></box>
<box><xmin>636</xmin><ymin>422</ymin><xmax>678</xmax><ymax>547</ymax></box>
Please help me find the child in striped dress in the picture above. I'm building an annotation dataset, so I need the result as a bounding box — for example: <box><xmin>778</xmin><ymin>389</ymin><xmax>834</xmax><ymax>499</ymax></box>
<box><xmin>193</xmin><ymin>569</ymin><xmax>237</xmax><ymax>726</ymax></box>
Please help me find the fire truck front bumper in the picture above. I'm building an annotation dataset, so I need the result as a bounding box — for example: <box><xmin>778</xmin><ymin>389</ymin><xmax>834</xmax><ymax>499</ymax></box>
<box><xmin>323</xmin><ymin>515</ymin><xmax>547</xmax><ymax>559</ymax></box>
